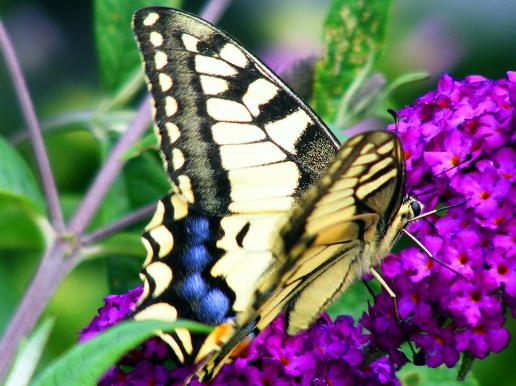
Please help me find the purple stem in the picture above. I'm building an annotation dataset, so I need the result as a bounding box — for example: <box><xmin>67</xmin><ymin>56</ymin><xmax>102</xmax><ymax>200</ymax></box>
<box><xmin>200</xmin><ymin>0</ymin><xmax>232</xmax><ymax>22</ymax></box>
<box><xmin>0</xmin><ymin>20</ymin><xmax>64</xmax><ymax>233</ymax></box>
<box><xmin>0</xmin><ymin>1</ymin><xmax>232</xmax><ymax>382</ymax></box>
<box><xmin>0</xmin><ymin>241</ymin><xmax>70</xmax><ymax>381</ymax></box>
<box><xmin>67</xmin><ymin>95</ymin><xmax>152</xmax><ymax>235</ymax></box>
<box><xmin>80</xmin><ymin>202</ymin><xmax>157</xmax><ymax>246</ymax></box>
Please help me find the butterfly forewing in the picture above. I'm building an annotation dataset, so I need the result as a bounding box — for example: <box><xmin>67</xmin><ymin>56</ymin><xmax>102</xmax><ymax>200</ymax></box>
<box><xmin>132</xmin><ymin>7</ymin><xmax>338</xmax><ymax>216</ymax></box>
<box><xmin>131</xmin><ymin>6</ymin><xmax>341</xmax><ymax>370</ymax></box>
<box><xmin>254</xmin><ymin>131</ymin><xmax>405</xmax><ymax>334</ymax></box>
<box><xmin>200</xmin><ymin>131</ymin><xmax>406</xmax><ymax>378</ymax></box>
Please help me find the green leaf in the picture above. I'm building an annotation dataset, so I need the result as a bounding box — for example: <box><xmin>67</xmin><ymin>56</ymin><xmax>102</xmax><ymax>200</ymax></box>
<box><xmin>312</xmin><ymin>0</ymin><xmax>392</xmax><ymax>125</ymax></box>
<box><xmin>457</xmin><ymin>351</ymin><xmax>475</xmax><ymax>381</ymax></box>
<box><xmin>95</xmin><ymin>0</ymin><xmax>182</xmax><ymax>92</ymax></box>
<box><xmin>0</xmin><ymin>199</ymin><xmax>44</xmax><ymax>251</ymax></box>
<box><xmin>107</xmin><ymin>255</ymin><xmax>144</xmax><ymax>293</ymax></box>
<box><xmin>124</xmin><ymin>152</ymin><xmax>169</xmax><ymax>207</ymax></box>
<box><xmin>80</xmin><ymin>232</ymin><xmax>145</xmax><ymax>293</ymax></box>
<box><xmin>91</xmin><ymin>174</ymin><xmax>131</xmax><ymax>231</ymax></box>
<box><xmin>381</xmin><ymin>71</ymin><xmax>429</xmax><ymax>98</ymax></box>
<box><xmin>398</xmin><ymin>364</ymin><xmax>480</xmax><ymax>386</ymax></box>
<box><xmin>122</xmin><ymin>132</ymin><xmax>159</xmax><ymax>161</ymax></box>
<box><xmin>5</xmin><ymin>318</ymin><xmax>55</xmax><ymax>386</ymax></box>
<box><xmin>0</xmin><ymin>136</ymin><xmax>45</xmax><ymax>212</ymax></box>
<box><xmin>32</xmin><ymin>319</ymin><xmax>211</xmax><ymax>386</ymax></box>
<box><xmin>327</xmin><ymin>281</ymin><xmax>375</xmax><ymax>321</ymax></box>
<box><xmin>83</xmin><ymin>232</ymin><xmax>145</xmax><ymax>260</ymax></box>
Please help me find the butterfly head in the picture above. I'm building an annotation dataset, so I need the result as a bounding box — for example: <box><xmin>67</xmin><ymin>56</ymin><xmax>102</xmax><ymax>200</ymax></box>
<box><xmin>374</xmin><ymin>195</ymin><xmax>423</xmax><ymax>265</ymax></box>
<box><xmin>399</xmin><ymin>195</ymin><xmax>423</xmax><ymax>227</ymax></box>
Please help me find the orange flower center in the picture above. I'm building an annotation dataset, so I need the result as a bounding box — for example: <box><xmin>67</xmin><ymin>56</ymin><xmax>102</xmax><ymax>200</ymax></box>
<box><xmin>470</xmin><ymin>291</ymin><xmax>481</xmax><ymax>302</ymax></box>
<box><xmin>458</xmin><ymin>253</ymin><xmax>468</xmax><ymax>265</ymax></box>
<box><xmin>502</xmin><ymin>172</ymin><xmax>513</xmax><ymax>179</ymax></box>
<box><xmin>479</xmin><ymin>191</ymin><xmax>490</xmax><ymax>200</ymax></box>
<box><xmin>494</xmin><ymin>216</ymin><xmax>504</xmax><ymax>225</ymax></box>
<box><xmin>497</xmin><ymin>264</ymin><xmax>508</xmax><ymax>275</ymax></box>
<box><xmin>404</xmin><ymin>150</ymin><xmax>411</xmax><ymax>160</ymax></box>
<box><xmin>450</xmin><ymin>155</ymin><xmax>460</xmax><ymax>166</ymax></box>
<box><xmin>434</xmin><ymin>335</ymin><xmax>445</xmax><ymax>345</ymax></box>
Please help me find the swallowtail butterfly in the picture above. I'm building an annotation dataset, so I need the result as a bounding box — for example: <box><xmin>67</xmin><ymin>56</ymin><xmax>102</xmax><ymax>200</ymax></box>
<box><xmin>131</xmin><ymin>7</ymin><xmax>422</xmax><ymax>381</ymax></box>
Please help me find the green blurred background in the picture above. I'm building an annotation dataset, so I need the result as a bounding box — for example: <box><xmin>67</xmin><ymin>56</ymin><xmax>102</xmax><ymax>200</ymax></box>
<box><xmin>0</xmin><ymin>0</ymin><xmax>514</xmax><ymax>384</ymax></box>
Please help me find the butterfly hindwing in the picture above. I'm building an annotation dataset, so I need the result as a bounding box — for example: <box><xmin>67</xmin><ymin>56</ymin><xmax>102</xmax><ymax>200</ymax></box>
<box><xmin>132</xmin><ymin>7</ymin><xmax>339</xmax><ymax>216</ymax></box>
<box><xmin>134</xmin><ymin>192</ymin><xmax>287</xmax><ymax>364</ymax></box>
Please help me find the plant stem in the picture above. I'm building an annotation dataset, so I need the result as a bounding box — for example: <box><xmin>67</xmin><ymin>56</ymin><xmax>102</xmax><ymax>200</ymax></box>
<box><xmin>0</xmin><ymin>240</ymin><xmax>68</xmax><ymax>381</ymax></box>
<box><xmin>80</xmin><ymin>202</ymin><xmax>157</xmax><ymax>246</ymax></box>
<box><xmin>200</xmin><ymin>0</ymin><xmax>232</xmax><ymax>22</ymax></box>
<box><xmin>67</xmin><ymin>96</ymin><xmax>151</xmax><ymax>235</ymax></box>
<box><xmin>0</xmin><ymin>19</ymin><xmax>64</xmax><ymax>233</ymax></box>
<box><xmin>0</xmin><ymin>1</ymin><xmax>232</xmax><ymax>382</ymax></box>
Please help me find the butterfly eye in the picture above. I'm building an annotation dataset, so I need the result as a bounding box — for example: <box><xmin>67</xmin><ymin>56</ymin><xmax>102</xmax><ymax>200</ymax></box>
<box><xmin>410</xmin><ymin>201</ymin><xmax>422</xmax><ymax>217</ymax></box>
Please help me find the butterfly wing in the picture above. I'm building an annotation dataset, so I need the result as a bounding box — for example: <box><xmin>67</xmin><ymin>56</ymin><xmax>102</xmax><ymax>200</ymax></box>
<box><xmin>132</xmin><ymin>7</ymin><xmax>339</xmax><ymax>217</ymax></box>
<box><xmin>135</xmin><ymin>192</ymin><xmax>284</xmax><ymax>364</ymax></box>
<box><xmin>253</xmin><ymin>130</ymin><xmax>406</xmax><ymax>335</ymax></box>
<box><xmin>131</xmin><ymin>6</ymin><xmax>341</xmax><ymax>370</ymax></box>
<box><xmin>200</xmin><ymin>131</ymin><xmax>406</xmax><ymax>379</ymax></box>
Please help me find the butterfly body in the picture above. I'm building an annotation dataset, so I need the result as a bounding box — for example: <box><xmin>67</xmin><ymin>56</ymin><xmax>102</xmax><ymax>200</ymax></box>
<box><xmin>131</xmin><ymin>7</ymin><xmax>422</xmax><ymax>381</ymax></box>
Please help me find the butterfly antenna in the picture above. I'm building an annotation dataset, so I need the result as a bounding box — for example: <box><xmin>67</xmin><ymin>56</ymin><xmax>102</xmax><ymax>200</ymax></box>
<box><xmin>433</xmin><ymin>152</ymin><xmax>473</xmax><ymax>179</ymax></box>
<box><xmin>410</xmin><ymin>185</ymin><xmax>438</xmax><ymax>198</ymax></box>
<box><xmin>410</xmin><ymin>152</ymin><xmax>473</xmax><ymax>196</ymax></box>
<box><xmin>417</xmin><ymin>152</ymin><xmax>473</xmax><ymax>187</ymax></box>
<box><xmin>422</xmin><ymin>217</ymin><xmax>437</xmax><ymax>231</ymax></box>
<box><xmin>409</xmin><ymin>201</ymin><xmax>467</xmax><ymax>222</ymax></box>
<box><xmin>401</xmin><ymin>229</ymin><xmax>468</xmax><ymax>280</ymax></box>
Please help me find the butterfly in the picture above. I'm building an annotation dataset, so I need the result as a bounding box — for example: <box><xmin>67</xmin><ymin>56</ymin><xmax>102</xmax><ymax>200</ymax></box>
<box><xmin>130</xmin><ymin>6</ymin><xmax>422</xmax><ymax>381</ymax></box>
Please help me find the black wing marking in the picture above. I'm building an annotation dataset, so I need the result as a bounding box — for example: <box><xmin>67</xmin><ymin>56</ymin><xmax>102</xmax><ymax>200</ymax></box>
<box><xmin>253</xmin><ymin>131</ymin><xmax>404</xmax><ymax>333</ymax></box>
<box><xmin>200</xmin><ymin>131</ymin><xmax>406</xmax><ymax>378</ymax></box>
<box><xmin>132</xmin><ymin>7</ymin><xmax>339</xmax><ymax>216</ymax></box>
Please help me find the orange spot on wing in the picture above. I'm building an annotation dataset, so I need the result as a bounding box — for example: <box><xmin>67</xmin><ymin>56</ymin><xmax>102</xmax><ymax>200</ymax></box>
<box><xmin>230</xmin><ymin>336</ymin><xmax>252</xmax><ymax>359</ymax></box>
<box><xmin>213</xmin><ymin>323</ymin><xmax>234</xmax><ymax>345</ymax></box>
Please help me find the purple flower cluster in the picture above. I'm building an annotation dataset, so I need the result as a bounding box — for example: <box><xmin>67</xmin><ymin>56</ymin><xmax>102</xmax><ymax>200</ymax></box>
<box><xmin>81</xmin><ymin>290</ymin><xmax>399</xmax><ymax>385</ymax></box>
<box><xmin>81</xmin><ymin>73</ymin><xmax>515</xmax><ymax>385</ymax></box>
<box><xmin>197</xmin><ymin>315</ymin><xmax>398</xmax><ymax>386</ymax></box>
<box><xmin>366</xmin><ymin>72</ymin><xmax>515</xmax><ymax>366</ymax></box>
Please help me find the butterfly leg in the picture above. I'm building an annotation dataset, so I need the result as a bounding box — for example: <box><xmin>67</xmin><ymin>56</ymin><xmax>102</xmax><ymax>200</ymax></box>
<box><xmin>370</xmin><ymin>268</ymin><xmax>422</xmax><ymax>361</ymax></box>
<box><xmin>370</xmin><ymin>267</ymin><xmax>400</xmax><ymax>323</ymax></box>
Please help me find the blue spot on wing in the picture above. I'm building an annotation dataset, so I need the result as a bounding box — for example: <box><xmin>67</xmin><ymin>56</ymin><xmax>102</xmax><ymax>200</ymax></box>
<box><xmin>181</xmin><ymin>244</ymin><xmax>210</xmax><ymax>270</ymax></box>
<box><xmin>180</xmin><ymin>273</ymin><xmax>207</xmax><ymax>300</ymax></box>
<box><xmin>199</xmin><ymin>289</ymin><xmax>230</xmax><ymax>325</ymax></box>
<box><xmin>185</xmin><ymin>215</ymin><xmax>210</xmax><ymax>243</ymax></box>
